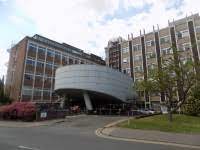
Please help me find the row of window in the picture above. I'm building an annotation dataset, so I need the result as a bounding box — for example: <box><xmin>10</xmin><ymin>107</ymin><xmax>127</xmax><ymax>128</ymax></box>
<box><xmin>26</xmin><ymin>59</ymin><xmax>61</xmax><ymax>68</ymax></box>
<box><xmin>122</xmin><ymin>27</ymin><xmax>199</xmax><ymax>54</ymax></box>
<box><xmin>22</xmin><ymin>89</ymin><xmax>53</xmax><ymax>96</ymax></box>
<box><xmin>27</xmin><ymin>43</ymin><xmax>87</xmax><ymax>64</ymax></box>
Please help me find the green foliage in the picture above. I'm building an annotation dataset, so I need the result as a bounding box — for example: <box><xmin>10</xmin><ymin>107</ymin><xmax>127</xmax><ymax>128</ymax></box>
<box><xmin>119</xmin><ymin>114</ymin><xmax>200</xmax><ymax>133</ymax></box>
<box><xmin>0</xmin><ymin>76</ymin><xmax>12</xmax><ymax>105</ymax></box>
<box><xmin>183</xmin><ymin>83</ymin><xmax>200</xmax><ymax>116</ymax></box>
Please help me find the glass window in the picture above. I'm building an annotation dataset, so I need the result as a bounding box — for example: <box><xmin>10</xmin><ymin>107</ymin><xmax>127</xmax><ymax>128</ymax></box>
<box><xmin>28</xmin><ymin>43</ymin><xmax>37</xmax><ymax>52</ymax></box>
<box><xmin>24</xmin><ymin>74</ymin><xmax>33</xmax><ymax>80</ymax></box>
<box><xmin>35</xmin><ymin>76</ymin><xmax>43</xmax><ymax>82</ymax></box>
<box><xmin>22</xmin><ymin>89</ymin><xmax>32</xmax><ymax>96</ymax></box>
<box><xmin>38</xmin><ymin>46</ymin><xmax>46</xmax><ymax>54</ymax></box>
<box><xmin>55</xmin><ymin>51</ymin><xmax>61</xmax><ymax>59</ymax></box>
<box><xmin>177</xmin><ymin>30</ymin><xmax>189</xmax><ymax>39</ymax></box>
<box><xmin>47</xmin><ymin>49</ymin><xmax>54</xmax><ymax>57</ymax></box>
<box><xmin>161</xmin><ymin>48</ymin><xmax>172</xmax><ymax>55</ymax></box>
<box><xmin>146</xmin><ymin>40</ymin><xmax>155</xmax><ymax>47</ymax></box>
<box><xmin>34</xmin><ymin>89</ymin><xmax>42</xmax><ymax>96</ymax></box>
<box><xmin>26</xmin><ymin>59</ymin><xmax>35</xmax><ymax>66</ymax></box>
<box><xmin>123</xmin><ymin>58</ymin><xmax>128</xmax><ymax>63</ymax></box>
<box><xmin>43</xmin><ymin>90</ymin><xmax>51</xmax><ymax>96</ymax></box>
<box><xmin>160</xmin><ymin>36</ymin><xmax>170</xmax><ymax>44</ymax></box>
<box><xmin>134</xmin><ymin>66</ymin><xmax>143</xmax><ymax>72</ymax></box>
<box><xmin>134</xmin><ymin>55</ymin><xmax>142</xmax><ymax>61</ymax></box>
<box><xmin>46</xmin><ymin>63</ymin><xmax>53</xmax><ymax>69</ymax></box>
<box><xmin>183</xmin><ymin>43</ymin><xmax>191</xmax><ymax>51</ymax></box>
<box><xmin>146</xmin><ymin>52</ymin><xmax>156</xmax><ymax>59</ymax></box>
<box><xmin>133</xmin><ymin>45</ymin><xmax>141</xmax><ymax>51</ymax></box>
<box><xmin>196</xmin><ymin>26</ymin><xmax>200</xmax><ymax>33</ymax></box>
<box><xmin>37</xmin><ymin>61</ymin><xmax>45</xmax><ymax>68</ymax></box>
<box><xmin>122</xmin><ymin>47</ymin><xmax>129</xmax><ymax>53</ymax></box>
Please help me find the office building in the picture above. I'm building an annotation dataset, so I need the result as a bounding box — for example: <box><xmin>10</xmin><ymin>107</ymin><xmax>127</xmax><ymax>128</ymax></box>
<box><xmin>5</xmin><ymin>34</ymin><xmax>105</xmax><ymax>103</ymax></box>
<box><xmin>105</xmin><ymin>13</ymin><xmax>200</xmax><ymax>109</ymax></box>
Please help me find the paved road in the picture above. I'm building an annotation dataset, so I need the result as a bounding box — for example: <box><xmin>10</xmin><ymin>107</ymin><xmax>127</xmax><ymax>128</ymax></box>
<box><xmin>0</xmin><ymin>115</ymin><xmax>195</xmax><ymax>150</ymax></box>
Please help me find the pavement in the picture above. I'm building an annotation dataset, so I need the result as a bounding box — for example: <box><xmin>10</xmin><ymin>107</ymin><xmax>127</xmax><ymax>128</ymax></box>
<box><xmin>0</xmin><ymin>115</ymin><xmax>198</xmax><ymax>150</ymax></box>
<box><xmin>96</xmin><ymin>117</ymin><xmax>200</xmax><ymax>149</ymax></box>
<box><xmin>0</xmin><ymin>118</ymin><xmax>65</xmax><ymax>128</ymax></box>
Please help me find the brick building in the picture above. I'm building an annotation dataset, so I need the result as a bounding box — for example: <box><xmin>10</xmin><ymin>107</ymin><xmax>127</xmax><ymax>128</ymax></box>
<box><xmin>5</xmin><ymin>34</ymin><xmax>105</xmax><ymax>103</ymax></box>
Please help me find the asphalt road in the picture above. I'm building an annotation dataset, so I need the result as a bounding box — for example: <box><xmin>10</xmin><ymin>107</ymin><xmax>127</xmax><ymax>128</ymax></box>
<box><xmin>0</xmin><ymin>115</ymin><xmax>195</xmax><ymax>150</ymax></box>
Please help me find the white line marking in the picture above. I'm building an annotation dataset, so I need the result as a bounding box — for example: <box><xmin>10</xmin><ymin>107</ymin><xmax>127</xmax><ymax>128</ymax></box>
<box><xmin>18</xmin><ymin>145</ymin><xmax>40</xmax><ymax>150</ymax></box>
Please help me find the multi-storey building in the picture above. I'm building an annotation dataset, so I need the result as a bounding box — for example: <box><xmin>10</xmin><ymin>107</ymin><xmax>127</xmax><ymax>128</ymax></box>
<box><xmin>105</xmin><ymin>37</ymin><xmax>123</xmax><ymax>70</ymax></box>
<box><xmin>105</xmin><ymin>13</ymin><xmax>200</xmax><ymax>109</ymax></box>
<box><xmin>6</xmin><ymin>34</ymin><xmax>105</xmax><ymax>103</ymax></box>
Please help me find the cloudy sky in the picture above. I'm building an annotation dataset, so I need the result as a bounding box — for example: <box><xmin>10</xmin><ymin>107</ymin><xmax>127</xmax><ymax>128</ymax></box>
<box><xmin>0</xmin><ymin>0</ymin><xmax>200</xmax><ymax>78</ymax></box>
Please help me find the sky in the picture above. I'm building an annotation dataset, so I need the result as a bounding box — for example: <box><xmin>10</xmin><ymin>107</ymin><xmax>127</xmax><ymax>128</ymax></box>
<box><xmin>0</xmin><ymin>0</ymin><xmax>200</xmax><ymax>78</ymax></box>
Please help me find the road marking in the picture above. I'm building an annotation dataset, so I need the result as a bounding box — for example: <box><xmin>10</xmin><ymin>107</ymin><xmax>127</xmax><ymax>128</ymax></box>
<box><xmin>95</xmin><ymin>128</ymin><xmax>200</xmax><ymax>149</ymax></box>
<box><xmin>18</xmin><ymin>145</ymin><xmax>40</xmax><ymax>150</ymax></box>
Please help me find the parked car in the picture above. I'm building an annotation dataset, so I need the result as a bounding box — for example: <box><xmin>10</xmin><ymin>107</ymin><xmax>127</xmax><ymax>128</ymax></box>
<box><xmin>137</xmin><ymin>109</ymin><xmax>155</xmax><ymax>115</ymax></box>
<box><xmin>0</xmin><ymin>102</ymin><xmax>36</xmax><ymax>121</ymax></box>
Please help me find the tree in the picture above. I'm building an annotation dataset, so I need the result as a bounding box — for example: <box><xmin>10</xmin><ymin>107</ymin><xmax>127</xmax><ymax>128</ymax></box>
<box><xmin>135</xmin><ymin>47</ymin><xmax>196</xmax><ymax>122</ymax></box>
<box><xmin>183</xmin><ymin>83</ymin><xmax>200</xmax><ymax>116</ymax></box>
<box><xmin>0</xmin><ymin>76</ymin><xmax>12</xmax><ymax>105</ymax></box>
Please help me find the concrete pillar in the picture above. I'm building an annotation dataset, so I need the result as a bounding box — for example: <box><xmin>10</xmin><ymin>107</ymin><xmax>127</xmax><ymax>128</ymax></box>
<box><xmin>83</xmin><ymin>91</ymin><xmax>93</xmax><ymax>111</ymax></box>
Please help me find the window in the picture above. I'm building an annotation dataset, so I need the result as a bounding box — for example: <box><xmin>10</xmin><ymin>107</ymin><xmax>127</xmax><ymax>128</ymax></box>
<box><xmin>55</xmin><ymin>51</ymin><xmax>61</xmax><ymax>59</ymax></box>
<box><xmin>24</xmin><ymin>74</ymin><xmax>33</xmax><ymax>80</ymax></box>
<box><xmin>43</xmin><ymin>90</ymin><xmax>51</xmax><ymax>96</ymax></box>
<box><xmin>122</xmin><ymin>69</ymin><xmax>126</xmax><ymax>74</ymax></box>
<box><xmin>134</xmin><ymin>66</ymin><xmax>143</xmax><ymax>72</ymax></box>
<box><xmin>146</xmin><ymin>52</ymin><xmax>156</xmax><ymax>59</ymax></box>
<box><xmin>33</xmin><ymin>89</ymin><xmax>42</xmax><ymax>96</ymax></box>
<box><xmin>22</xmin><ymin>89</ymin><xmax>32</xmax><ymax>96</ymax></box>
<box><xmin>47</xmin><ymin>49</ymin><xmax>54</xmax><ymax>57</ymax></box>
<box><xmin>134</xmin><ymin>55</ymin><xmax>142</xmax><ymax>61</ymax></box>
<box><xmin>122</xmin><ymin>47</ymin><xmax>129</xmax><ymax>53</ymax></box>
<box><xmin>26</xmin><ymin>59</ymin><xmax>35</xmax><ymax>66</ymax></box>
<box><xmin>123</xmin><ymin>58</ymin><xmax>128</xmax><ymax>63</ymax></box>
<box><xmin>38</xmin><ymin>46</ymin><xmax>46</xmax><ymax>54</ymax></box>
<box><xmin>161</xmin><ymin>48</ymin><xmax>172</xmax><ymax>55</ymax></box>
<box><xmin>160</xmin><ymin>36</ymin><xmax>170</xmax><ymax>44</ymax></box>
<box><xmin>28</xmin><ymin>43</ymin><xmax>37</xmax><ymax>52</ymax></box>
<box><xmin>183</xmin><ymin>43</ymin><xmax>191</xmax><ymax>51</ymax></box>
<box><xmin>196</xmin><ymin>26</ymin><xmax>200</xmax><ymax>33</ymax></box>
<box><xmin>46</xmin><ymin>63</ymin><xmax>53</xmax><ymax>69</ymax></box>
<box><xmin>133</xmin><ymin>44</ymin><xmax>141</xmax><ymax>51</ymax></box>
<box><xmin>146</xmin><ymin>40</ymin><xmax>155</xmax><ymax>47</ymax></box>
<box><xmin>37</xmin><ymin>61</ymin><xmax>44</xmax><ymax>68</ymax></box>
<box><xmin>177</xmin><ymin>30</ymin><xmax>189</xmax><ymax>39</ymax></box>
<box><xmin>126</xmin><ymin>68</ymin><xmax>130</xmax><ymax>74</ymax></box>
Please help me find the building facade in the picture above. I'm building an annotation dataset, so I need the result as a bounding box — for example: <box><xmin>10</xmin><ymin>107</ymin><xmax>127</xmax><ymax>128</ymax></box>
<box><xmin>6</xmin><ymin>34</ymin><xmax>105</xmax><ymax>103</ymax></box>
<box><xmin>105</xmin><ymin>37</ymin><xmax>123</xmax><ymax>70</ymax></box>
<box><xmin>105</xmin><ymin>14</ymin><xmax>200</xmax><ymax>109</ymax></box>
<box><xmin>55</xmin><ymin>64</ymin><xmax>136</xmax><ymax>111</ymax></box>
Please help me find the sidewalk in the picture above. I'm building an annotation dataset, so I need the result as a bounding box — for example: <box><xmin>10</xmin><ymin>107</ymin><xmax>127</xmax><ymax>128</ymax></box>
<box><xmin>0</xmin><ymin>114</ymin><xmax>87</xmax><ymax>128</ymax></box>
<box><xmin>102</xmin><ymin>127</ymin><xmax>200</xmax><ymax>147</ymax></box>
<box><xmin>0</xmin><ymin>119</ymin><xmax>65</xmax><ymax>128</ymax></box>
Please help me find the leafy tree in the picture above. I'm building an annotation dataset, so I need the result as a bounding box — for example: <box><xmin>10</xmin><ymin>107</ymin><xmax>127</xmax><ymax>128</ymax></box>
<box><xmin>183</xmin><ymin>83</ymin><xmax>200</xmax><ymax>116</ymax></box>
<box><xmin>0</xmin><ymin>76</ymin><xmax>12</xmax><ymax>105</ymax></box>
<box><xmin>135</xmin><ymin>47</ymin><xmax>196</xmax><ymax>122</ymax></box>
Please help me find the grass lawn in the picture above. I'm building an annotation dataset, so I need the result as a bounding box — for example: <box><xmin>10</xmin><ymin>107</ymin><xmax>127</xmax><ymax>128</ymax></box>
<box><xmin>119</xmin><ymin>114</ymin><xmax>200</xmax><ymax>134</ymax></box>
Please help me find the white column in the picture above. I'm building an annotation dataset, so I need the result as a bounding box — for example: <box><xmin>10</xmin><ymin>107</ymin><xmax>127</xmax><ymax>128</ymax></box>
<box><xmin>83</xmin><ymin>91</ymin><xmax>93</xmax><ymax>111</ymax></box>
